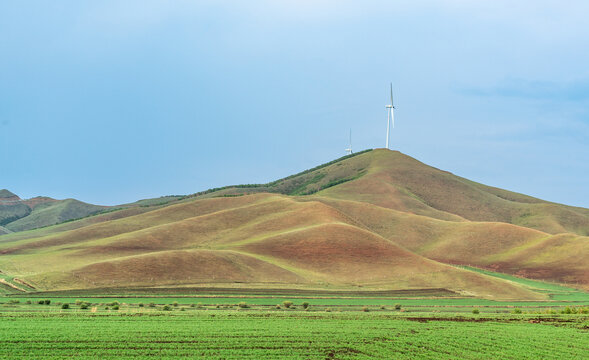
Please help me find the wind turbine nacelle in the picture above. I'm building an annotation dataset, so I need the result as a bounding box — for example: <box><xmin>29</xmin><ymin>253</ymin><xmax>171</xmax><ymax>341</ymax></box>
<box><xmin>385</xmin><ymin>105</ymin><xmax>393</xmax><ymax>108</ymax></box>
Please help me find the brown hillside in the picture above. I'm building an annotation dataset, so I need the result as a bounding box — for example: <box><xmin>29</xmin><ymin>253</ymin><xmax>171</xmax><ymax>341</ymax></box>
<box><xmin>315</xmin><ymin>196</ymin><xmax>589</xmax><ymax>289</ymax></box>
<box><xmin>43</xmin><ymin>250</ymin><xmax>305</xmax><ymax>289</ymax></box>
<box><xmin>1</xmin><ymin>150</ymin><xmax>587</xmax><ymax>296</ymax></box>
<box><xmin>0</xmin><ymin>193</ymin><xmax>544</xmax><ymax>299</ymax></box>
<box><xmin>320</xmin><ymin>149</ymin><xmax>589</xmax><ymax>235</ymax></box>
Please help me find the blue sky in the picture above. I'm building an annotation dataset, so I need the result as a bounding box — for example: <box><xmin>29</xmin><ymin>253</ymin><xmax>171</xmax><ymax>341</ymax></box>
<box><xmin>1</xmin><ymin>1</ymin><xmax>588</xmax><ymax>207</ymax></box>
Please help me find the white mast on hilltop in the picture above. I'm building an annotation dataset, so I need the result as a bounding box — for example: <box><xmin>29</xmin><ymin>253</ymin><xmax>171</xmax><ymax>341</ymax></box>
<box><xmin>385</xmin><ymin>83</ymin><xmax>395</xmax><ymax>149</ymax></box>
<box><xmin>345</xmin><ymin>129</ymin><xmax>353</xmax><ymax>155</ymax></box>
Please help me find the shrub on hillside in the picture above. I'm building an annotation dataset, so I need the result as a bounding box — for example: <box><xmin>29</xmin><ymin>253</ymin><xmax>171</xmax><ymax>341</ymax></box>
<box><xmin>162</xmin><ymin>305</ymin><xmax>172</xmax><ymax>311</ymax></box>
<box><xmin>61</xmin><ymin>303</ymin><xmax>69</xmax><ymax>309</ymax></box>
<box><xmin>302</xmin><ymin>302</ymin><xmax>309</xmax><ymax>309</ymax></box>
<box><xmin>362</xmin><ymin>306</ymin><xmax>370</xmax><ymax>312</ymax></box>
<box><xmin>562</xmin><ymin>306</ymin><xmax>576</xmax><ymax>314</ymax></box>
<box><xmin>80</xmin><ymin>303</ymin><xmax>89</xmax><ymax>310</ymax></box>
<box><xmin>512</xmin><ymin>308</ymin><xmax>522</xmax><ymax>314</ymax></box>
<box><xmin>238</xmin><ymin>302</ymin><xmax>249</xmax><ymax>309</ymax></box>
<box><xmin>283</xmin><ymin>301</ymin><xmax>293</xmax><ymax>309</ymax></box>
<box><xmin>472</xmin><ymin>308</ymin><xmax>480</xmax><ymax>314</ymax></box>
<box><xmin>44</xmin><ymin>300</ymin><xmax>51</xmax><ymax>305</ymax></box>
<box><xmin>394</xmin><ymin>304</ymin><xmax>401</xmax><ymax>310</ymax></box>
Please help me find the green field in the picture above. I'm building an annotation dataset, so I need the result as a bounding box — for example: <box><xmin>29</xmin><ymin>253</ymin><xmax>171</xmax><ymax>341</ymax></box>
<box><xmin>0</xmin><ymin>310</ymin><xmax>587</xmax><ymax>359</ymax></box>
<box><xmin>2</xmin><ymin>266</ymin><xmax>588</xmax><ymax>358</ymax></box>
<box><xmin>1</xmin><ymin>287</ymin><xmax>589</xmax><ymax>359</ymax></box>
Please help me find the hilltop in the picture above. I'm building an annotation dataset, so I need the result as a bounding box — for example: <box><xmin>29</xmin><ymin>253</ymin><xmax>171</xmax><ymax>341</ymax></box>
<box><xmin>0</xmin><ymin>150</ymin><xmax>587</xmax><ymax>298</ymax></box>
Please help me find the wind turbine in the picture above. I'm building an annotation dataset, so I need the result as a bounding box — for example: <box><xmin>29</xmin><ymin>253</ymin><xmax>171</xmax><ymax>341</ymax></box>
<box><xmin>385</xmin><ymin>83</ymin><xmax>395</xmax><ymax>149</ymax></box>
<box><xmin>345</xmin><ymin>129</ymin><xmax>353</xmax><ymax>155</ymax></box>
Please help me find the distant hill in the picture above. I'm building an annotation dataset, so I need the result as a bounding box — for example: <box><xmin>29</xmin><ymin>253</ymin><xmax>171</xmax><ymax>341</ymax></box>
<box><xmin>0</xmin><ymin>189</ymin><xmax>19</xmax><ymax>200</ymax></box>
<box><xmin>0</xmin><ymin>189</ymin><xmax>107</xmax><ymax>232</ymax></box>
<box><xmin>0</xmin><ymin>150</ymin><xmax>587</xmax><ymax>297</ymax></box>
<box><xmin>0</xmin><ymin>226</ymin><xmax>11</xmax><ymax>235</ymax></box>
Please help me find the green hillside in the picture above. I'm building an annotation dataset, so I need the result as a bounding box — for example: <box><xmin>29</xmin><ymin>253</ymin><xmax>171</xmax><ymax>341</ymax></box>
<box><xmin>4</xmin><ymin>199</ymin><xmax>106</xmax><ymax>232</ymax></box>
<box><xmin>0</xmin><ymin>202</ymin><xmax>31</xmax><ymax>226</ymax></box>
<box><xmin>0</xmin><ymin>189</ymin><xmax>18</xmax><ymax>199</ymax></box>
<box><xmin>189</xmin><ymin>149</ymin><xmax>373</xmax><ymax>198</ymax></box>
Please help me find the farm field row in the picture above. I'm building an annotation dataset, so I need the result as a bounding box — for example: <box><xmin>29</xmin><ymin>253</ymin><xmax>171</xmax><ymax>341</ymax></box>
<box><xmin>0</xmin><ymin>311</ymin><xmax>587</xmax><ymax>359</ymax></box>
<box><xmin>4</xmin><ymin>296</ymin><xmax>589</xmax><ymax>308</ymax></box>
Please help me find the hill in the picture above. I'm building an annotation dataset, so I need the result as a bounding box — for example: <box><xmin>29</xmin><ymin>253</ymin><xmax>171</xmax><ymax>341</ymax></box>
<box><xmin>4</xmin><ymin>199</ymin><xmax>107</xmax><ymax>232</ymax></box>
<box><xmin>0</xmin><ymin>194</ymin><xmax>542</xmax><ymax>300</ymax></box>
<box><xmin>0</xmin><ymin>150</ymin><xmax>587</xmax><ymax>297</ymax></box>
<box><xmin>0</xmin><ymin>190</ymin><xmax>107</xmax><ymax>232</ymax></box>
<box><xmin>189</xmin><ymin>150</ymin><xmax>589</xmax><ymax>236</ymax></box>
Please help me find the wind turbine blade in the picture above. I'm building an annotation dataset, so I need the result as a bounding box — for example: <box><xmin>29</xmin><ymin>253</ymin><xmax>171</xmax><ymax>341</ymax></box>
<box><xmin>390</xmin><ymin>83</ymin><xmax>394</xmax><ymax>106</ymax></box>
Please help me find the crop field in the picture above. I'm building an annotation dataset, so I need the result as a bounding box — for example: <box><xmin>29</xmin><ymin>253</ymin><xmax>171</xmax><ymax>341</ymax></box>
<box><xmin>1</xmin><ymin>269</ymin><xmax>588</xmax><ymax>358</ymax></box>
<box><xmin>0</xmin><ymin>310</ymin><xmax>588</xmax><ymax>359</ymax></box>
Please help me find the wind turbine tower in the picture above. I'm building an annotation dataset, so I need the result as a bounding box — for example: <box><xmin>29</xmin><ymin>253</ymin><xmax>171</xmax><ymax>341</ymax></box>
<box><xmin>385</xmin><ymin>83</ymin><xmax>395</xmax><ymax>149</ymax></box>
<box><xmin>345</xmin><ymin>129</ymin><xmax>353</xmax><ymax>155</ymax></box>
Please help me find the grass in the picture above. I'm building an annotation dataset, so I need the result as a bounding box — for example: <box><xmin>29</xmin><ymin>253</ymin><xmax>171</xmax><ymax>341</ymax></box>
<box><xmin>0</xmin><ymin>310</ymin><xmax>587</xmax><ymax>359</ymax></box>
<box><xmin>1</xmin><ymin>285</ymin><xmax>588</xmax><ymax>358</ymax></box>
<box><xmin>457</xmin><ymin>265</ymin><xmax>589</xmax><ymax>296</ymax></box>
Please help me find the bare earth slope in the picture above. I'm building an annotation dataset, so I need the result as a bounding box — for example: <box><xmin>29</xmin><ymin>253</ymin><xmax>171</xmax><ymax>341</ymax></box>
<box><xmin>0</xmin><ymin>149</ymin><xmax>587</xmax><ymax>296</ymax></box>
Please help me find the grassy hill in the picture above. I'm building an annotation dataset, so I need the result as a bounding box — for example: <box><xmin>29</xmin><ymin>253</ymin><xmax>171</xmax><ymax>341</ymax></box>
<box><xmin>0</xmin><ymin>189</ymin><xmax>109</xmax><ymax>233</ymax></box>
<box><xmin>0</xmin><ymin>203</ymin><xmax>31</xmax><ymax>227</ymax></box>
<box><xmin>0</xmin><ymin>149</ymin><xmax>587</xmax><ymax>297</ymax></box>
<box><xmin>317</xmin><ymin>150</ymin><xmax>589</xmax><ymax>235</ymax></box>
<box><xmin>3</xmin><ymin>199</ymin><xmax>106</xmax><ymax>232</ymax></box>
<box><xmin>0</xmin><ymin>193</ymin><xmax>543</xmax><ymax>300</ymax></box>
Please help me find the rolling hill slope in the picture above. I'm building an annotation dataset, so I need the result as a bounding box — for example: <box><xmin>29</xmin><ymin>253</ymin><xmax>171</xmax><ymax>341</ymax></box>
<box><xmin>0</xmin><ymin>149</ymin><xmax>587</xmax><ymax>297</ymax></box>
<box><xmin>0</xmin><ymin>193</ymin><xmax>543</xmax><ymax>299</ymax></box>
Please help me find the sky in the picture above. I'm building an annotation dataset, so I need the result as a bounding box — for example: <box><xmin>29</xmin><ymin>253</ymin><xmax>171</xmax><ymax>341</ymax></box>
<box><xmin>1</xmin><ymin>1</ymin><xmax>588</xmax><ymax>207</ymax></box>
